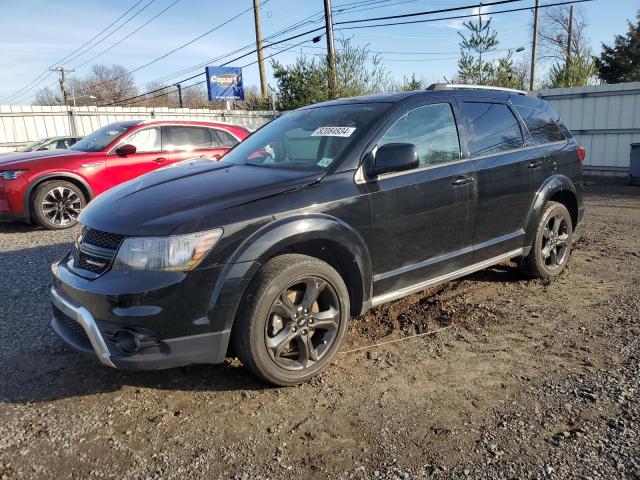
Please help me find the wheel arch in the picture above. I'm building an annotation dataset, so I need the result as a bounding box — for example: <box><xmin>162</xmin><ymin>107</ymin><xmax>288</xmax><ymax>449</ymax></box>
<box><xmin>24</xmin><ymin>173</ymin><xmax>94</xmax><ymax>214</ymax></box>
<box><xmin>524</xmin><ymin>174</ymin><xmax>578</xmax><ymax>248</ymax></box>
<box><xmin>209</xmin><ymin>214</ymin><xmax>373</xmax><ymax>337</ymax></box>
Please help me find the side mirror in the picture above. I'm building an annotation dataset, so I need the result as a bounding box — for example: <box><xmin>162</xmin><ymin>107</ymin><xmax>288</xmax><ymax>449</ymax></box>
<box><xmin>116</xmin><ymin>144</ymin><xmax>137</xmax><ymax>156</ymax></box>
<box><xmin>367</xmin><ymin>143</ymin><xmax>419</xmax><ymax>177</ymax></box>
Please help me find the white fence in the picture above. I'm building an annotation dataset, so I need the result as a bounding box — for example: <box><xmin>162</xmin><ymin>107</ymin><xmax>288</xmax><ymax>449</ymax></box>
<box><xmin>538</xmin><ymin>82</ymin><xmax>640</xmax><ymax>177</ymax></box>
<box><xmin>0</xmin><ymin>105</ymin><xmax>277</xmax><ymax>153</ymax></box>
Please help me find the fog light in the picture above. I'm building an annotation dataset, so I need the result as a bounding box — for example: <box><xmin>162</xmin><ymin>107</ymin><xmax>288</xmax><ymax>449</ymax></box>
<box><xmin>112</xmin><ymin>330</ymin><xmax>138</xmax><ymax>355</ymax></box>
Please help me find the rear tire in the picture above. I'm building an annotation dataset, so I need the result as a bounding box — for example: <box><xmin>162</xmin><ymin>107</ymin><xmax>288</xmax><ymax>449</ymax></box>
<box><xmin>31</xmin><ymin>180</ymin><xmax>86</xmax><ymax>230</ymax></box>
<box><xmin>232</xmin><ymin>254</ymin><xmax>350</xmax><ymax>386</ymax></box>
<box><xmin>518</xmin><ymin>201</ymin><xmax>573</xmax><ymax>279</ymax></box>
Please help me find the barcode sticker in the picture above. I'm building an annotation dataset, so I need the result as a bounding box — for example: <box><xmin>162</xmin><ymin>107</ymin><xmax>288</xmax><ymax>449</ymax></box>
<box><xmin>311</xmin><ymin>126</ymin><xmax>356</xmax><ymax>137</ymax></box>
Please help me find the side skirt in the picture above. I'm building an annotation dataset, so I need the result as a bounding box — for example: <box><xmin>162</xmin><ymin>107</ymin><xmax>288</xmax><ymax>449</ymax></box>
<box><xmin>370</xmin><ymin>248</ymin><xmax>524</xmax><ymax>307</ymax></box>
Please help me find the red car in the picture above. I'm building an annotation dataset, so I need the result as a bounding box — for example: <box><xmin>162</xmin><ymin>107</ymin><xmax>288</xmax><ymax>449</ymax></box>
<box><xmin>0</xmin><ymin>120</ymin><xmax>250</xmax><ymax>229</ymax></box>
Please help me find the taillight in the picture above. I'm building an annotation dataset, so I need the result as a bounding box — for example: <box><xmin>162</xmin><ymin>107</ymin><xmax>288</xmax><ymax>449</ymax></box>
<box><xmin>576</xmin><ymin>146</ymin><xmax>586</xmax><ymax>163</ymax></box>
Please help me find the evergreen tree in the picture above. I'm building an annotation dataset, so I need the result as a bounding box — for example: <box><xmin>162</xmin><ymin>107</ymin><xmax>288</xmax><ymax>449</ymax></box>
<box><xmin>596</xmin><ymin>10</ymin><xmax>640</xmax><ymax>83</ymax></box>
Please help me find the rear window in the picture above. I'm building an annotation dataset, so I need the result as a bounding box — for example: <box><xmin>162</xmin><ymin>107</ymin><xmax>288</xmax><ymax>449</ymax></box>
<box><xmin>162</xmin><ymin>126</ymin><xmax>211</xmax><ymax>151</ymax></box>
<box><xmin>212</xmin><ymin>129</ymin><xmax>239</xmax><ymax>148</ymax></box>
<box><xmin>461</xmin><ymin>102</ymin><xmax>523</xmax><ymax>157</ymax></box>
<box><xmin>514</xmin><ymin>104</ymin><xmax>566</xmax><ymax>144</ymax></box>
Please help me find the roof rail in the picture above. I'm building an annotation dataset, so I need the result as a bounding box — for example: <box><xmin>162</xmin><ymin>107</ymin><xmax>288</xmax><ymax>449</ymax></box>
<box><xmin>426</xmin><ymin>83</ymin><xmax>528</xmax><ymax>95</ymax></box>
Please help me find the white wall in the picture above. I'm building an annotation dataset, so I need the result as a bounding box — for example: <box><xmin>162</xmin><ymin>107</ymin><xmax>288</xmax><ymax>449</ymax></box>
<box><xmin>0</xmin><ymin>105</ymin><xmax>277</xmax><ymax>152</ymax></box>
<box><xmin>538</xmin><ymin>82</ymin><xmax>640</xmax><ymax>176</ymax></box>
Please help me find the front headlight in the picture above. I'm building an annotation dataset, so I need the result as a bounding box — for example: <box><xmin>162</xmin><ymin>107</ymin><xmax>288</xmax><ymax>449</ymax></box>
<box><xmin>112</xmin><ymin>228</ymin><xmax>223</xmax><ymax>271</ymax></box>
<box><xmin>0</xmin><ymin>170</ymin><xmax>27</xmax><ymax>180</ymax></box>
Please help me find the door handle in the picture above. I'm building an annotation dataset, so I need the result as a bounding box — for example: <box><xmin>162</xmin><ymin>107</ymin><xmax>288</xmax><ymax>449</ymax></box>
<box><xmin>153</xmin><ymin>157</ymin><xmax>167</xmax><ymax>164</ymax></box>
<box><xmin>527</xmin><ymin>160</ymin><xmax>544</xmax><ymax>169</ymax></box>
<box><xmin>451</xmin><ymin>175</ymin><xmax>473</xmax><ymax>186</ymax></box>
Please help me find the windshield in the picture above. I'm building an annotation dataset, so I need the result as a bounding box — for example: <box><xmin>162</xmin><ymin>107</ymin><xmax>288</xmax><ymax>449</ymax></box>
<box><xmin>222</xmin><ymin>103</ymin><xmax>387</xmax><ymax>171</ymax></box>
<box><xmin>70</xmin><ymin>124</ymin><xmax>130</xmax><ymax>152</ymax></box>
<box><xmin>19</xmin><ymin>140</ymin><xmax>47</xmax><ymax>152</ymax></box>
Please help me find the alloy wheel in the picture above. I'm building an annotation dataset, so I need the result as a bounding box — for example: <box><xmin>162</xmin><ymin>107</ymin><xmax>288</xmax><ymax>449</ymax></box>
<box><xmin>41</xmin><ymin>186</ymin><xmax>82</xmax><ymax>226</ymax></box>
<box><xmin>541</xmin><ymin>214</ymin><xmax>569</xmax><ymax>270</ymax></box>
<box><xmin>265</xmin><ymin>276</ymin><xmax>341</xmax><ymax>371</ymax></box>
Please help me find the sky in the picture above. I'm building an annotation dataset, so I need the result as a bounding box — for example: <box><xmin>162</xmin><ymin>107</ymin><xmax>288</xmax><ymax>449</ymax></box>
<box><xmin>0</xmin><ymin>0</ymin><xmax>637</xmax><ymax>104</ymax></box>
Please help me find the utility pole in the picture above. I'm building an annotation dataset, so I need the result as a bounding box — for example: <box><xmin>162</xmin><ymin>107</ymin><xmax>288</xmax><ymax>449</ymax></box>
<box><xmin>323</xmin><ymin>0</ymin><xmax>336</xmax><ymax>98</ymax></box>
<box><xmin>49</xmin><ymin>67</ymin><xmax>75</xmax><ymax>106</ymax></box>
<box><xmin>177</xmin><ymin>83</ymin><xmax>183</xmax><ymax>108</ymax></box>
<box><xmin>529</xmin><ymin>0</ymin><xmax>539</xmax><ymax>91</ymax></box>
<box><xmin>252</xmin><ymin>0</ymin><xmax>268</xmax><ymax>99</ymax></box>
<box><xmin>567</xmin><ymin>5</ymin><xmax>574</xmax><ymax>61</ymax></box>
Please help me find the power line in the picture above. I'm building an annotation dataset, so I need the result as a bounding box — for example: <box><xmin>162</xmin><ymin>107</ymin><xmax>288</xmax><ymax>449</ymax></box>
<box><xmin>71</xmin><ymin>0</ymin><xmax>182</xmax><ymax>69</ymax></box>
<box><xmin>335</xmin><ymin>0</ymin><xmax>593</xmax><ymax>30</ymax></box>
<box><xmin>68</xmin><ymin>1</ymin><xmax>266</xmax><ymax>98</ymax></box>
<box><xmin>105</xmin><ymin>0</ymin><xmax>582</xmax><ymax>106</ymax></box>
<box><xmin>122</xmin><ymin>38</ymin><xmax>314</xmax><ymax>106</ymax></box>
<box><xmin>0</xmin><ymin>0</ymin><xmax>150</xmax><ymax>103</ymax></box>
<box><xmin>2</xmin><ymin>0</ymin><xmax>159</xmax><ymax>104</ymax></box>
<box><xmin>59</xmin><ymin>0</ymin><xmax>157</xmax><ymax>68</ymax></box>
<box><xmin>102</xmin><ymin>26</ymin><xmax>327</xmax><ymax>106</ymax></box>
<box><xmin>336</xmin><ymin>0</ymin><xmax>525</xmax><ymax>25</ymax></box>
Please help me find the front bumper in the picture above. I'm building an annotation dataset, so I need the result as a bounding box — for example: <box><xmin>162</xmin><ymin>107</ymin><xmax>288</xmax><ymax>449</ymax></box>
<box><xmin>50</xmin><ymin>255</ymin><xmax>233</xmax><ymax>370</ymax></box>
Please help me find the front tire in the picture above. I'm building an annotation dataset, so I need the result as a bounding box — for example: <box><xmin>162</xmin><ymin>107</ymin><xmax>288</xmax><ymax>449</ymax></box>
<box><xmin>31</xmin><ymin>180</ymin><xmax>86</xmax><ymax>230</ymax></box>
<box><xmin>232</xmin><ymin>254</ymin><xmax>350</xmax><ymax>386</ymax></box>
<box><xmin>518</xmin><ymin>201</ymin><xmax>573</xmax><ymax>279</ymax></box>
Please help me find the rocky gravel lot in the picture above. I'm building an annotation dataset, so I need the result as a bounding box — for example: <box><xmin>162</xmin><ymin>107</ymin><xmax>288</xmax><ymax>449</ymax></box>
<box><xmin>0</xmin><ymin>182</ymin><xmax>638</xmax><ymax>479</ymax></box>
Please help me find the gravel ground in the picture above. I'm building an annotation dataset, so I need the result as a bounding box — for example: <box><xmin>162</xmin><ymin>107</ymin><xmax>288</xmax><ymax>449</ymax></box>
<box><xmin>0</xmin><ymin>181</ymin><xmax>638</xmax><ymax>479</ymax></box>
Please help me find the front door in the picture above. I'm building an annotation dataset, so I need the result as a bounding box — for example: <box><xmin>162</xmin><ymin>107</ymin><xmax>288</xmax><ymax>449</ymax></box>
<box><xmin>105</xmin><ymin>126</ymin><xmax>165</xmax><ymax>188</ymax></box>
<box><xmin>368</xmin><ymin>101</ymin><xmax>477</xmax><ymax>297</ymax></box>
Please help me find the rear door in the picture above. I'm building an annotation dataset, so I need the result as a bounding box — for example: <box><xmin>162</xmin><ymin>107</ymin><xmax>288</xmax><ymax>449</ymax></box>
<box><xmin>105</xmin><ymin>126</ymin><xmax>164</xmax><ymax>188</ymax></box>
<box><xmin>162</xmin><ymin>125</ymin><xmax>225</xmax><ymax>162</ymax></box>
<box><xmin>513</xmin><ymin>102</ymin><xmax>568</xmax><ymax>191</ymax></box>
<box><xmin>460</xmin><ymin>101</ymin><xmax>534</xmax><ymax>261</ymax></box>
<box><xmin>368</xmin><ymin>100</ymin><xmax>477</xmax><ymax>297</ymax></box>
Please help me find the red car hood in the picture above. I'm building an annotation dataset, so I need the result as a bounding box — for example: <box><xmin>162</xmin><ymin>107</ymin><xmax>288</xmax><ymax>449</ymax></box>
<box><xmin>0</xmin><ymin>149</ymin><xmax>95</xmax><ymax>168</ymax></box>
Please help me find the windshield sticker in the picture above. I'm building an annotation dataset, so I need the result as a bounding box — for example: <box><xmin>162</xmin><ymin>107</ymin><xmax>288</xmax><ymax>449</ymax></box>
<box><xmin>311</xmin><ymin>126</ymin><xmax>356</xmax><ymax>137</ymax></box>
<box><xmin>317</xmin><ymin>157</ymin><xmax>333</xmax><ymax>167</ymax></box>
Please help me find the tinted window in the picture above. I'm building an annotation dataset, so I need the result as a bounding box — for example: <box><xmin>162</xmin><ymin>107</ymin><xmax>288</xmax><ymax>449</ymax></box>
<box><xmin>514</xmin><ymin>104</ymin><xmax>566</xmax><ymax>144</ymax></box>
<box><xmin>462</xmin><ymin>102</ymin><xmax>523</xmax><ymax>156</ymax></box>
<box><xmin>379</xmin><ymin>103</ymin><xmax>460</xmax><ymax>167</ymax></box>
<box><xmin>124</xmin><ymin>127</ymin><xmax>161</xmax><ymax>153</ymax></box>
<box><xmin>213</xmin><ymin>129</ymin><xmax>239</xmax><ymax>148</ymax></box>
<box><xmin>222</xmin><ymin>103</ymin><xmax>386</xmax><ymax>171</ymax></box>
<box><xmin>163</xmin><ymin>126</ymin><xmax>211</xmax><ymax>151</ymax></box>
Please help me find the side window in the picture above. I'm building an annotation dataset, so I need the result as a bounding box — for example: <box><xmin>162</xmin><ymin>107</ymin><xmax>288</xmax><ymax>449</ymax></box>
<box><xmin>163</xmin><ymin>126</ymin><xmax>212</xmax><ymax>151</ymax></box>
<box><xmin>212</xmin><ymin>129</ymin><xmax>239</xmax><ymax>148</ymax></box>
<box><xmin>461</xmin><ymin>102</ymin><xmax>523</xmax><ymax>156</ymax></box>
<box><xmin>55</xmin><ymin>139</ymin><xmax>71</xmax><ymax>149</ymax></box>
<box><xmin>123</xmin><ymin>127</ymin><xmax>161</xmax><ymax>153</ymax></box>
<box><xmin>514</xmin><ymin>104</ymin><xmax>566</xmax><ymax>144</ymax></box>
<box><xmin>378</xmin><ymin>103</ymin><xmax>461</xmax><ymax>167</ymax></box>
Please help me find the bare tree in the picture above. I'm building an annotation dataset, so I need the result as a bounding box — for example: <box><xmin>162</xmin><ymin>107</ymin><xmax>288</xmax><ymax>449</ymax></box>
<box><xmin>182</xmin><ymin>84</ymin><xmax>210</xmax><ymax>109</ymax></box>
<box><xmin>538</xmin><ymin>6</ymin><xmax>590</xmax><ymax>63</ymax></box>
<box><xmin>33</xmin><ymin>87</ymin><xmax>62</xmax><ymax>105</ymax></box>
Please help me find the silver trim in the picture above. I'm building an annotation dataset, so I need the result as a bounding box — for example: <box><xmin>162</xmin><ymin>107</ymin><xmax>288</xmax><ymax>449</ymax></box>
<box><xmin>370</xmin><ymin>248</ymin><xmax>523</xmax><ymax>307</ymax></box>
<box><xmin>427</xmin><ymin>83</ymin><xmax>528</xmax><ymax>95</ymax></box>
<box><xmin>50</xmin><ymin>287</ymin><xmax>116</xmax><ymax>368</ymax></box>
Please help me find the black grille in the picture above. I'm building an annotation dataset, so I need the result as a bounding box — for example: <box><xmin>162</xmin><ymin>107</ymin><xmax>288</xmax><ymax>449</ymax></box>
<box><xmin>77</xmin><ymin>251</ymin><xmax>111</xmax><ymax>274</ymax></box>
<box><xmin>82</xmin><ymin>228</ymin><xmax>125</xmax><ymax>250</ymax></box>
<box><xmin>53</xmin><ymin>307</ymin><xmax>92</xmax><ymax>351</ymax></box>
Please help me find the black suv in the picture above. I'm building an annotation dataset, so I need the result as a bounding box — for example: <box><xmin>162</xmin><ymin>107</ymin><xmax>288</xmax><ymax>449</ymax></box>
<box><xmin>51</xmin><ymin>84</ymin><xmax>584</xmax><ymax>386</ymax></box>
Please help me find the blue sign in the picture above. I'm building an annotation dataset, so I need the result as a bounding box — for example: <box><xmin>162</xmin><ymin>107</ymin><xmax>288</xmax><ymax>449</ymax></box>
<box><xmin>206</xmin><ymin>66</ymin><xmax>244</xmax><ymax>101</ymax></box>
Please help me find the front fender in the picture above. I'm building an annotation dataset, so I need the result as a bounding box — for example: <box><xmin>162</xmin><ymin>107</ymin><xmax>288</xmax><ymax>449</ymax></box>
<box><xmin>207</xmin><ymin>214</ymin><xmax>373</xmax><ymax>332</ymax></box>
<box><xmin>523</xmin><ymin>174</ymin><xmax>577</xmax><ymax>249</ymax></box>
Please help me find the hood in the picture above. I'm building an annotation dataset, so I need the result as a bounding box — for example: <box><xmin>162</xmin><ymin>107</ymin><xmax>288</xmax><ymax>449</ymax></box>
<box><xmin>0</xmin><ymin>149</ymin><xmax>92</xmax><ymax>167</ymax></box>
<box><xmin>79</xmin><ymin>159</ymin><xmax>322</xmax><ymax>236</ymax></box>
